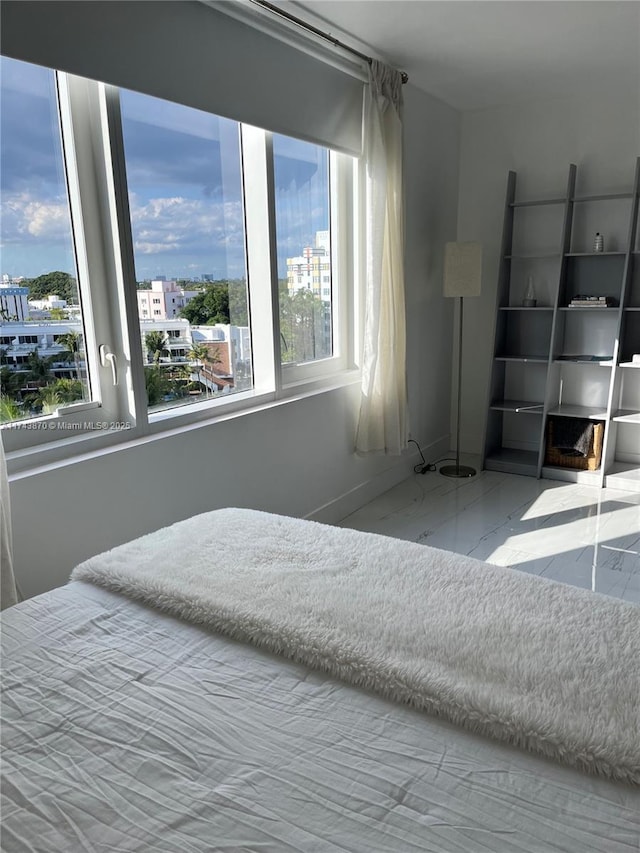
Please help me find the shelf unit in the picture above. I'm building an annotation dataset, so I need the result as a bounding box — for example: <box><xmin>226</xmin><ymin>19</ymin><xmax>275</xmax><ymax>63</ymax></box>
<box><xmin>483</xmin><ymin>158</ymin><xmax>640</xmax><ymax>490</ymax></box>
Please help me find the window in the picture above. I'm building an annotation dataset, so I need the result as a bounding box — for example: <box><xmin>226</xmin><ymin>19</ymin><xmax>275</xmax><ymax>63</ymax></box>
<box><xmin>1</xmin><ymin>54</ymin><xmax>357</xmax><ymax>462</ymax></box>
<box><xmin>0</xmin><ymin>56</ymin><xmax>93</xmax><ymax>429</ymax></box>
<box><xmin>273</xmin><ymin>135</ymin><xmax>332</xmax><ymax>367</ymax></box>
<box><xmin>119</xmin><ymin>88</ymin><xmax>251</xmax><ymax>412</ymax></box>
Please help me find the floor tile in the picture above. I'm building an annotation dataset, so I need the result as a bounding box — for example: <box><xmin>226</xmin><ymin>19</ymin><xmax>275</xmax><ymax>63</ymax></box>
<box><xmin>338</xmin><ymin>471</ymin><xmax>640</xmax><ymax>605</ymax></box>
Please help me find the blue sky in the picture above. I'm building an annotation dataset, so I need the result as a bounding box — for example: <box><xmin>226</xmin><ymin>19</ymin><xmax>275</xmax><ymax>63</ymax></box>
<box><xmin>0</xmin><ymin>57</ymin><xmax>76</xmax><ymax>279</ymax></box>
<box><xmin>0</xmin><ymin>55</ymin><xmax>329</xmax><ymax>283</ymax></box>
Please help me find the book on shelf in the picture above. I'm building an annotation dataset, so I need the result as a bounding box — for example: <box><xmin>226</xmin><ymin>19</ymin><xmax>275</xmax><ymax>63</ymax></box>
<box><xmin>568</xmin><ymin>295</ymin><xmax>617</xmax><ymax>307</ymax></box>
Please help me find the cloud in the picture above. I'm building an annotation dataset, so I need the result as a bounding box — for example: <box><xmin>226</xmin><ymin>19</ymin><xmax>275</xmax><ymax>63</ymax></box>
<box><xmin>129</xmin><ymin>195</ymin><xmax>246</xmax><ymax>261</ymax></box>
<box><xmin>25</xmin><ymin>200</ymin><xmax>71</xmax><ymax>238</ymax></box>
<box><xmin>1</xmin><ymin>192</ymin><xmax>72</xmax><ymax>243</ymax></box>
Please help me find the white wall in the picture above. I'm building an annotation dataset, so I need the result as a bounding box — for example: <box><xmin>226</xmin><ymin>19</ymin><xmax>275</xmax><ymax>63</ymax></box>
<box><xmin>404</xmin><ymin>87</ymin><xmax>461</xmax><ymax>444</ymax></box>
<box><xmin>456</xmin><ymin>88</ymin><xmax>640</xmax><ymax>456</ymax></box>
<box><xmin>8</xmin><ymin>83</ymin><xmax>460</xmax><ymax>600</ymax></box>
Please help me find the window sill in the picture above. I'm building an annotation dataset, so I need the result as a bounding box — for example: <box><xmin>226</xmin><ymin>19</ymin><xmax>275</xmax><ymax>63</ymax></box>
<box><xmin>6</xmin><ymin>369</ymin><xmax>361</xmax><ymax>480</ymax></box>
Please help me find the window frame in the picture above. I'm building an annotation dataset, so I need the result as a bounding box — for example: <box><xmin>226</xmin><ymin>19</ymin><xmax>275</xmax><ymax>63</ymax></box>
<box><xmin>1</xmin><ymin>61</ymin><xmax>362</xmax><ymax>472</ymax></box>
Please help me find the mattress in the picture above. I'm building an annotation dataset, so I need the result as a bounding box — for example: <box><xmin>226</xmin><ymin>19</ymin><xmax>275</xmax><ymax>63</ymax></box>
<box><xmin>2</xmin><ymin>581</ymin><xmax>639</xmax><ymax>852</ymax></box>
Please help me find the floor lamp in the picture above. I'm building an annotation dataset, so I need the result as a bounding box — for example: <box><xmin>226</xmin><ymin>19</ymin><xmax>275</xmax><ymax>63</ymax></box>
<box><xmin>441</xmin><ymin>241</ymin><xmax>482</xmax><ymax>478</ymax></box>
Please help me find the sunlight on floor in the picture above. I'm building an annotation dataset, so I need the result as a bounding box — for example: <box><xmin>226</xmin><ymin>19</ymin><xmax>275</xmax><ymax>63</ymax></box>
<box><xmin>339</xmin><ymin>470</ymin><xmax>640</xmax><ymax>603</ymax></box>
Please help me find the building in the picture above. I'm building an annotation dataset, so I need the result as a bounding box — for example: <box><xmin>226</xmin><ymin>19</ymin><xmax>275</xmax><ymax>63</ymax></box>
<box><xmin>136</xmin><ymin>279</ymin><xmax>199</xmax><ymax>320</ymax></box>
<box><xmin>1</xmin><ymin>313</ymin><xmax>250</xmax><ymax>395</ymax></box>
<box><xmin>139</xmin><ymin>318</ymin><xmax>193</xmax><ymax>365</ymax></box>
<box><xmin>0</xmin><ymin>284</ymin><xmax>30</xmax><ymax>322</ymax></box>
<box><xmin>286</xmin><ymin>231</ymin><xmax>331</xmax><ymax>300</ymax></box>
<box><xmin>191</xmin><ymin>324</ymin><xmax>252</xmax><ymax>392</ymax></box>
<box><xmin>28</xmin><ymin>294</ymin><xmax>68</xmax><ymax>312</ymax></box>
<box><xmin>0</xmin><ymin>320</ymin><xmax>85</xmax><ymax>402</ymax></box>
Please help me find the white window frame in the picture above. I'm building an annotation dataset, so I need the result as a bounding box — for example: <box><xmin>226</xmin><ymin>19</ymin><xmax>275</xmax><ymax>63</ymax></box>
<box><xmin>1</xmin><ymin>63</ymin><xmax>362</xmax><ymax>472</ymax></box>
<box><xmin>279</xmin><ymin>146</ymin><xmax>353</xmax><ymax>387</ymax></box>
<box><xmin>1</xmin><ymin>71</ymin><xmax>126</xmax><ymax>458</ymax></box>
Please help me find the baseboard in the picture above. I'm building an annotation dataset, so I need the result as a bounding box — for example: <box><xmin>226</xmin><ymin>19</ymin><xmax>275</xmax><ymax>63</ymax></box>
<box><xmin>307</xmin><ymin>434</ymin><xmax>449</xmax><ymax>525</ymax></box>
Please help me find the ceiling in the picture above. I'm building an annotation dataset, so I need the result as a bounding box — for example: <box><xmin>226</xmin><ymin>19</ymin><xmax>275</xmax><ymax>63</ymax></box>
<box><xmin>289</xmin><ymin>1</ymin><xmax>640</xmax><ymax>111</ymax></box>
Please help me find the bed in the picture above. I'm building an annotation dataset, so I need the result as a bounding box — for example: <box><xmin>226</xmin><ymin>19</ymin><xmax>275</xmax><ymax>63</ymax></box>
<box><xmin>1</xmin><ymin>508</ymin><xmax>639</xmax><ymax>852</ymax></box>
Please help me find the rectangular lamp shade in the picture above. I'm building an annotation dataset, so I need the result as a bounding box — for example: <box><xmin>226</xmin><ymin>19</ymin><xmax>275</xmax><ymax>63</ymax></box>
<box><xmin>443</xmin><ymin>242</ymin><xmax>482</xmax><ymax>298</ymax></box>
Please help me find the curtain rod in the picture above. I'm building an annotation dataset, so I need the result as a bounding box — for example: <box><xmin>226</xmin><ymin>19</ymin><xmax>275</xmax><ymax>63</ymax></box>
<box><xmin>248</xmin><ymin>0</ymin><xmax>409</xmax><ymax>84</ymax></box>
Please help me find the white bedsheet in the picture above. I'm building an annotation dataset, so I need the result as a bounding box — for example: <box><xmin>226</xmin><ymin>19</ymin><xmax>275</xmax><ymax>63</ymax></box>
<box><xmin>1</xmin><ymin>581</ymin><xmax>639</xmax><ymax>852</ymax></box>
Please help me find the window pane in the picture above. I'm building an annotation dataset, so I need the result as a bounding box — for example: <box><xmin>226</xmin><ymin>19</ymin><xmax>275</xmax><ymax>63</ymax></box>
<box><xmin>273</xmin><ymin>135</ymin><xmax>332</xmax><ymax>365</ymax></box>
<box><xmin>0</xmin><ymin>56</ymin><xmax>90</xmax><ymax>424</ymax></box>
<box><xmin>119</xmin><ymin>90</ymin><xmax>252</xmax><ymax>413</ymax></box>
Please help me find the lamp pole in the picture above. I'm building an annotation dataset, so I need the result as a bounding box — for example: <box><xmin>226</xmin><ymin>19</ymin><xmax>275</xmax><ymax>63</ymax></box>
<box><xmin>440</xmin><ymin>296</ymin><xmax>476</xmax><ymax>478</ymax></box>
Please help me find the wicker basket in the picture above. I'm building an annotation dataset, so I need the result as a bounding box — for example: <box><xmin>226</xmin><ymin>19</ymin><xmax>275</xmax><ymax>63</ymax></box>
<box><xmin>545</xmin><ymin>418</ymin><xmax>604</xmax><ymax>471</ymax></box>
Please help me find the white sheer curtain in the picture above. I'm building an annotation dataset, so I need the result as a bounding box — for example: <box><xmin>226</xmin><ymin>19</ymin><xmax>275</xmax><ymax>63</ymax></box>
<box><xmin>355</xmin><ymin>60</ymin><xmax>408</xmax><ymax>455</ymax></box>
<box><xmin>1</xmin><ymin>432</ymin><xmax>18</xmax><ymax>610</ymax></box>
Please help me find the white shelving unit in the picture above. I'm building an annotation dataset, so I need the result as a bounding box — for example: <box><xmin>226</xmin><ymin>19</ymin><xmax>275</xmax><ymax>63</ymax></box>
<box><xmin>483</xmin><ymin>158</ymin><xmax>640</xmax><ymax>491</ymax></box>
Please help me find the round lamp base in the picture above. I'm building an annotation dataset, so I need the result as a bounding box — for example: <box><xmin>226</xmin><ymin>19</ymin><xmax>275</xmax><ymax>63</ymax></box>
<box><xmin>440</xmin><ymin>464</ymin><xmax>476</xmax><ymax>479</ymax></box>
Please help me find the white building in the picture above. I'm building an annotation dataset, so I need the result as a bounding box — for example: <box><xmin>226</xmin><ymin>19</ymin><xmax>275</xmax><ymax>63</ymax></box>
<box><xmin>1</xmin><ymin>312</ymin><xmax>250</xmax><ymax>391</ymax></box>
<box><xmin>28</xmin><ymin>294</ymin><xmax>68</xmax><ymax>312</ymax></box>
<box><xmin>0</xmin><ymin>284</ymin><xmax>30</xmax><ymax>322</ymax></box>
<box><xmin>192</xmin><ymin>324</ymin><xmax>252</xmax><ymax>390</ymax></box>
<box><xmin>136</xmin><ymin>279</ymin><xmax>199</xmax><ymax>320</ymax></box>
<box><xmin>139</xmin><ymin>319</ymin><xmax>251</xmax><ymax>391</ymax></box>
<box><xmin>0</xmin><ymin>320</ymin><xmax>83</xmax><ymax>377</ymax></box>
<box><xmin>139</xmin><ymin>318</ymin><xmax>193</xmax><ymax>364</ymax></box>
<box><xmin>286</xmin><ymin>231</ymin><xmax>331</xmax><ymax>301</ymax></box>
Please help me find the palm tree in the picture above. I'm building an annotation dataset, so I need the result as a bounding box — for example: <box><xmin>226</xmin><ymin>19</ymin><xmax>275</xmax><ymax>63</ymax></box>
<box><xmin>144</xmin><ymin>331</ymin><xmax>168</xmax><ymax>367</ymax></box>
<box><xmin>166</xmin><ymin>362</ymin><xmax>191</xmax><ymax>398</ymax></box>
<box><xmin>51</xmin><ymin>378</ymin><xmax>84</xmax><ymax>404</ymax></box>
<box><xmin>56</xmin><ymin>331</ymin><xmax>83</xmax><ymax>380</ymax></box>
<box><xmin>26</xmin><ymin>348</ymin><xmax>53</xmax><ymax>386</ymax></box>
<box><xmin>144</xmin><ymin>366</ymin><xmax>171</xmax><ymax>407</ymax></box>
<box><xmin>187</xmin><ymin>341</ymin><xmax>209</xmax><ymax>395</ymax></box>
<box><xmin>0</xmin><ymin>395</ymin><xmax>22</xmax><ymax>423</ymax></box>
<box><xmin>37</xmin><ymin>386</ymin><xmax>61</xmax><ymax>415</ymax></box>
<box><xmin>1</xmin><ymin>365</ymin><xmax>21</xmax><ymax>396</ymax></box>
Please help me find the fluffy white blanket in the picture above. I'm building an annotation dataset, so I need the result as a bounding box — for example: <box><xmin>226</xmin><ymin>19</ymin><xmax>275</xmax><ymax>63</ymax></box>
<box><xmin>72</xmin><ymin>507</ymin><xmax>640</xmax><ymax>784</ymax></box>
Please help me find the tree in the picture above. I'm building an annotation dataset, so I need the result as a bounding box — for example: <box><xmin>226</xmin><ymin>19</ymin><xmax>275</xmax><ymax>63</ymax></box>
<box><xmin>187</xmin><ymin>341</ymin><xmax>209</xmax><ymax>394</ymax></box>
<box><xmin>37</xmin><ymin>386</ymin><xmax>61</xmax><ymax>415</ymax></box>
<box><xmin>165</xmin><ymin>362</ymin><xmax>191</xmax><ymax>398</ymax></box>
<box><xmin>144</xmin><ymin>366</ymin><xmax>171</xmax><ymax>407</ymax></box>
<box><xmin>279</xmin><ymin>285</ymin><xmax>330</xmax><ymax>364</ymax></box>
<box><xmin>0</xmin><ymin>395</ymin><xmax>21</xmax><ymax>423</ymax></box>
<box><xmin>56</xmin><ymin>331</ymin><xmax>83</xmax><ymax>380</ymax></box>
<box><xmin>51</xmin><ymin>378</ymin><xmax>84</xmax><ymax>404</ymax></box>
<box><xmin>228</xmin><ymin>279</ymin><xmax>249</xmax><ymax>326</ymax></box>
<box><xmin>25</xmin><ymin>271</ymin><xmax>78</xmax><ymax>304</ymax></box>
<box><xmin>180</xmin><ymin>282</ymin><xmax>230</xmax><ymax>325</ymax></box>
<box><xmin>0</xmin><ymin>366</ymin><xmax>24</xmax><ymax>419</ymax></box>
<box><xmin>26</xmin><ymin>348</ymin><xmax>54</xmax><ymax>386</ymax></box>
<box><xmin>1</xmin><ymin>366</ymin><xmax>21</xmax><ymax>395</ymax></box>
<box><xmin>144</xmin><ymin>331</ymin><xmax>168</xmax><ymax>366</ymax></box>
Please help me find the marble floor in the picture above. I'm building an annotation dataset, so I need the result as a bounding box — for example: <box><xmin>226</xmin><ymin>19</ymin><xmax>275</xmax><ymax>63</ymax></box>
<box><xmin>338</xmin><ymin>467</ymin><xmax>640</xmax><ymax>605</ymax></box>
